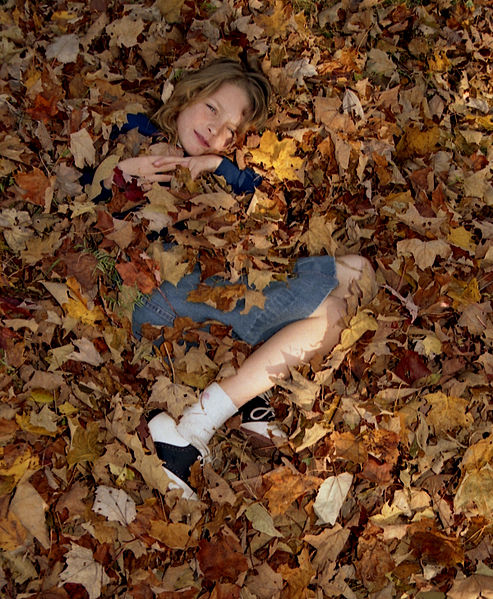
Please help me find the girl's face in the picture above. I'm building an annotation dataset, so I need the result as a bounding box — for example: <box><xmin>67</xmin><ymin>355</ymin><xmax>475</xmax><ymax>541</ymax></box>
<box><xmin>176</xmin><ymin>83</ymin><xmax>251</xmax><ymax>156</ymax></box>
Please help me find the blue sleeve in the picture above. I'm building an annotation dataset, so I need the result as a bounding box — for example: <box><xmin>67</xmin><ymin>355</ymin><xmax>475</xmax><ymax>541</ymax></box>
<box><xmin>214</xmin><ymin>157</ymin><xmax>262</xmax><ymax>194</ymax></box>
<box><xmin>111</xmin><ymin>113</ymin><xmax>161</xmax><ymax>138</ymax></box>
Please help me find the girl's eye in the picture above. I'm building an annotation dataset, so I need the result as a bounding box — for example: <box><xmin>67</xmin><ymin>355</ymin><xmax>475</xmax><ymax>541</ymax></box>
<box><xmin>206</xmin><ymin>104</ymin><xmax>216</xmax><ymax>114</ymax></box>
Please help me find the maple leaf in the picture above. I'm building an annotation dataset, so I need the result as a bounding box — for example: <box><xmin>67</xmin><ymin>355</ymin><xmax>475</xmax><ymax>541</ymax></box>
<box><xmin>67</xmin><ymin>421</ymin><xmax>103</xmax><ymax>467</ymax></box>
<box><xmin>264</xmin><ymin>467</ymin><xmax>320</xmax><ymax>516</ymax></box>
<box><xmin>255</xmin><ymin>0</ymin><xmax>292</xmax><ymax>38</ymax></box>
<box><xmin>249</xmin><ymin>130</ymin><xmax>304</xmax><ymax>181</ymax></box>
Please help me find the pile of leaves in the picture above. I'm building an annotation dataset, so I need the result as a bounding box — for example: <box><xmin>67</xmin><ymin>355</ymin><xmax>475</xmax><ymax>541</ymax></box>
<box><xmin>1</xmin><ymin>0</ymin><xmax>493</xmax><ymax>597</ymax></box>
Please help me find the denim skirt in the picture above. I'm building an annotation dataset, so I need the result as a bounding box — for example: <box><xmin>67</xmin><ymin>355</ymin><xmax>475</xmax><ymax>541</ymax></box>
<box><xmin>132</xmin><ymin>255</ymin><xmax>338</xmax><ymax>346</ymax></box>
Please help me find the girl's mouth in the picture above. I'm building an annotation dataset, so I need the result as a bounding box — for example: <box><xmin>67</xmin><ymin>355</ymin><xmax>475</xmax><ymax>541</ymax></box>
<box><xmin>194</xmin><ymin>131</ymin><xmax>210</xmax><ymax>148</ymax></box>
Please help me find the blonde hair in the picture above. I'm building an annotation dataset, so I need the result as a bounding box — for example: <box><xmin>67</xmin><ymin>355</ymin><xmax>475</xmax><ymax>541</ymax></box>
<box><xmin>154</xmin><ymin>58</ymin><xmax>271</xmax><ymax>143</ymax></box>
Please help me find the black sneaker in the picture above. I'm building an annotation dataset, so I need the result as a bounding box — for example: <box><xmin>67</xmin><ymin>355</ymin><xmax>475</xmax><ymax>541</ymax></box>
<box><xmin>238</xmin><ymin>391</ymin><xmax>286</xmax><ymax>440</ymax></box>
<box><xmin>148</xmin><ymin>412</ymin><xmax>200</xmax><ymax>499</ymax></box>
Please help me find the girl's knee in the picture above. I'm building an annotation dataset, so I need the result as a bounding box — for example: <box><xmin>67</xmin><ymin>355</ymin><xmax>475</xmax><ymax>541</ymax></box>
<box><xmin>335</xmin><ymin>254</ymin><xmax>376</xmax><ymax>298</ymax></box>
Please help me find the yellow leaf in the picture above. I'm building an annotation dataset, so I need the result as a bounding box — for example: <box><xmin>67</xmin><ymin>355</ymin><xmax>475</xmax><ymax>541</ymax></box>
<box><xmin>249</xmin><ymin>130</ymin><xmax>304</xmax><ymax>181</ymax></box>
<box><xmin>149</xmin><ymin>520</ymin><xmax>199</xmax><ymax>548</ymax></box>
<box><xmin>155</xmin><ymin>0</ymin><xmax>186</xmax><ymax>24</ymax></box>
<box><xmin>0</xmin><ymin>447</ymin><xmax>40</xmax><ymax>484</ymax></box>
<box><xmin>15</xmin><ymin>414</ymin><xmax>57</xmax><ymax>437</ymax></box>
<box><xmin>454</xmin><ymin>464</ymin><xmax>493</xmax><ymax>521</ymax></box>
<box><xmin>58</xmin><ymin>401</ymin><xmax>78</xmax><ymax>416</ymax></box>
<box><xmin>461</xmin><ymin>437</ymin><xmax>493</xmax><ymax>473</ymax></box>
<box><xmin>300</xmin><ymin>214</ymin><xmax>338</xmax><ymax>255</ymax></box>
<box><xmin>240</xmin><ymin>288</ymin><xmax>266</xmax><ymax>315</ymax></box>
<box><xmin>296</xmin><ymin>421</ymin><xmax>328</xmax><ymax>452</ymax></box>
<box><xmin>339</xmin><ymin>309</ymin><xmax>378</xmax><ymax>350</ymax></box>
<box><xmin>447</xmin><ymin>226</ymin><xmax>476</xmax><ymax>252</ymax></box>
<box><xmin>29</xmin><ymin>389</ymin><xmax>56</xmax><ymax>404</ymax></box>
<box><xmin>256</xmin><ymin>0</ymin><xmax>291</xmax><ymax>38</ymax></box>
<box><xmin>424</xmin><ymin>391</ymin><xmax>473</xmax><ymax>433</ymax></box>
<box><xmin>67</xmin><ymin>421</ymin><xmax>103</xmax><ymax>466</ymax></box>
<box><xmin>421</xmin><ymin>334</ymin><xmax>442</xmax><ymax>357</ymax></box>
<box><xmin>464</xmin><ymin>114</ymin><xmax>493</xmax><ymax>131</ymax></box>
<box><xmin>0</xmin><ymin>510</ymin><xmax>27</xmax><ymax>551</ymax></box>
<box><xmin>10</xmin><ymin>481</ymin><xmax>50</xmax><ymax>549</ymax></box>
<box><xmin>63</xmin><ymin>297</ymin><xmax>105</xmax><ymax>325</ymax></box>
<box><xmin>428</xmin><ymin>49</ymin><xmax>450</xmax><ymax>72</ymax></box>
<box><xmin>396</xmin><ymin>125</ymin><xmax>440</xmax><ymax>158</ymax></box>
<box><xmin>447</xmin><ymin>277</ymin><xmax>481</xmax><ymax>309</ymax></box>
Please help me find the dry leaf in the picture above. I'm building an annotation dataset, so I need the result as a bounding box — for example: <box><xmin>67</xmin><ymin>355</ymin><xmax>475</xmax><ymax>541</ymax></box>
<box><xmin>59</xmin><ymin>544</ymin><xmax>110</xmax><ymax>599</ymax></box>
<box><xmin>92</xmin><ymin>485</ymin><xmax>137</xmax><ymax>526</ymax></box>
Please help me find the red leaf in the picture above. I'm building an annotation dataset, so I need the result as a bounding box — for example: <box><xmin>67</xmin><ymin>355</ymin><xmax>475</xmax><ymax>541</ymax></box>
<box><xmin>394</xmin><ymin>350</ymin><xmax>431</xmax><ymax>384</ymax></box>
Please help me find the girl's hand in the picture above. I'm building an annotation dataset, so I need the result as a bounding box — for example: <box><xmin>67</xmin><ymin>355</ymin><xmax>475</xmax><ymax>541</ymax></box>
<box><xmin>152</xmin><ymin>154</ymin><xmax>222</xmax><ymax>180</ymax></box>
<box><xmin>115</xmin><ymin>156</ymin><xmax>191</xmax><ymax>184</ymax></box>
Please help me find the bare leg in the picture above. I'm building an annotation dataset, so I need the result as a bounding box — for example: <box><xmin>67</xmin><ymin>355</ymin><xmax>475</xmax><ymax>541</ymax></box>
<box><xmin>220</xmin><ymin>255</ymin><xmax>375</xmax><ymax>407</ymax></box>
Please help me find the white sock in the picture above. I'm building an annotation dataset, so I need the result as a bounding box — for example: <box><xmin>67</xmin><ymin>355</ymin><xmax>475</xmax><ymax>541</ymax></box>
<box><xmin>177</xmin><ymin>383</ymin><xmax>237</xmax><ymax>452</ymax></box>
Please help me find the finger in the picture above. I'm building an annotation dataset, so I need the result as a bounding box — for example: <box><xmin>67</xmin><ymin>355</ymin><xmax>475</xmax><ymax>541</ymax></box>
<box><xmin>152</xmin><ymin>156</ymin><xmax>190</xmax><ymax>167</ymax></box>
<box><xmin>146</xmin><ymin>174</ymin><xmax>173</xmax><ymax>183</ymax></box>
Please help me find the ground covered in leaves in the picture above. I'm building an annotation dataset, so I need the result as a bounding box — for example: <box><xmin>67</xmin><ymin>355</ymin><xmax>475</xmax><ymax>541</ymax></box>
<box><xmin>1</xmin><ymin>0</ymin><xmax>493</xmax><ymax>597</ymax></box>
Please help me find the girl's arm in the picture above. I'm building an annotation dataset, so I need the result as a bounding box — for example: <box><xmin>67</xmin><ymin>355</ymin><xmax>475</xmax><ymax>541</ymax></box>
<box><xmin>213</xmin><ymin>157</ymin><xmax>262</xmax><ymax>194</ymax></box>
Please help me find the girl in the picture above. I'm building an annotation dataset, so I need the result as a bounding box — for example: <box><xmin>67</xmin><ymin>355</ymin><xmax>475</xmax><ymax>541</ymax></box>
<box><xmin>101</xmin><ymin>58</ymin><xmax>375</xmax><ymax>498</ymax></box>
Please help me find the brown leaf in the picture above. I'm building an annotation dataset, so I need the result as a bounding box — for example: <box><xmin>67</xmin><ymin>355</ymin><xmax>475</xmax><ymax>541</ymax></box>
<box><xmin>14</xmin><ymin>168</ymin><xmax>54</xmax><ymax>207</ymax></box>
<box><xmin>197</xmin><ymin>531</ymin><xmax>248</xmax><ymax>582</ymax></box>
<box><xmin>264</xmin><ymin>467</ymin><xmax>321</xmax><ymax>516</ymax></box>
<box><xmin>408</xmin><ymin>520</ymin><xmax>464</xmax><ymax>566</ymax></box>
<box><xmin>355</xmin><ymin>523</ymin><xmax>395</xmax><ymax>592</ymax></box>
